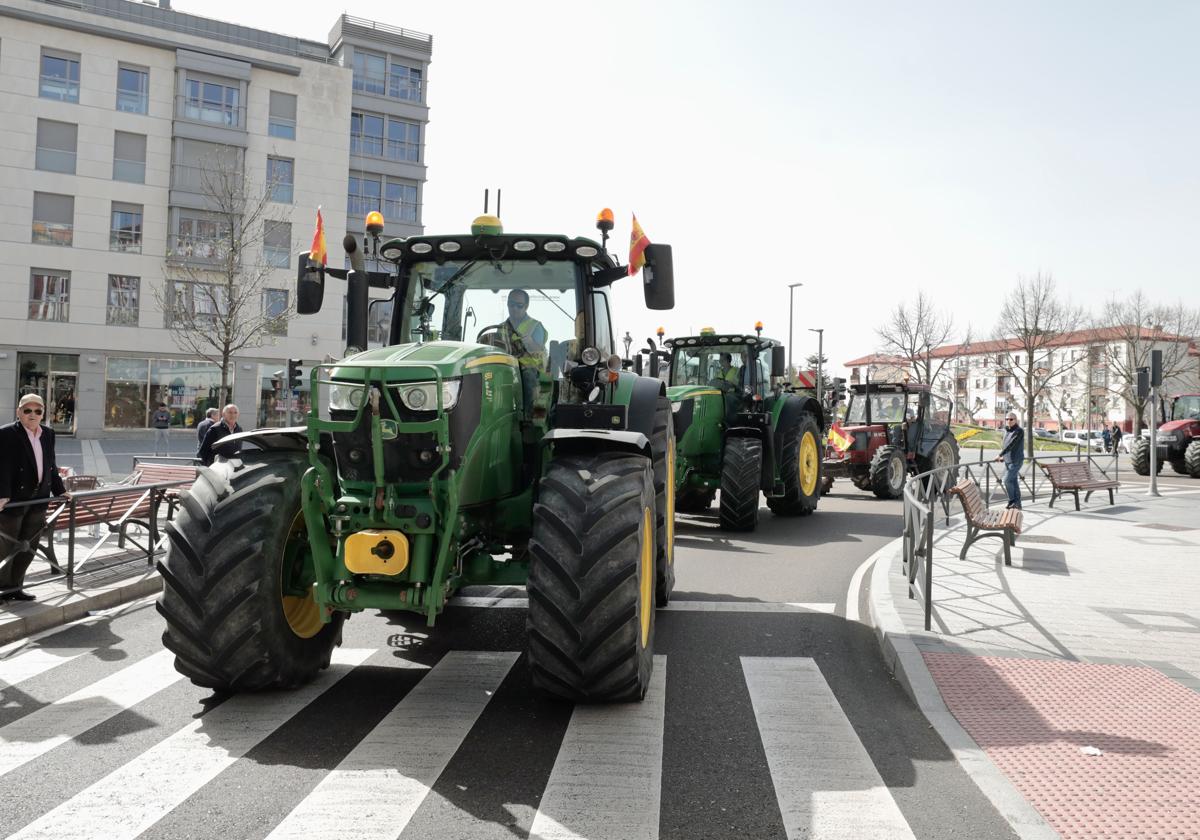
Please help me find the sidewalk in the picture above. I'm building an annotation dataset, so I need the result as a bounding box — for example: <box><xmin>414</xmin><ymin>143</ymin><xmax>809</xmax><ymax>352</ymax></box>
<box><xmin>871</xmin><ymin>484</ymin><xmax>1200</xmax><ymax>840</ymax></box>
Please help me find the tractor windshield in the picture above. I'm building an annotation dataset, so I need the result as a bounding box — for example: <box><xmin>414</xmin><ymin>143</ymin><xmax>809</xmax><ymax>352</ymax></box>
<box><xmin>407</xmin><ymin>259</ymin><xmax>581</xmax><ymax>377</ymax></box>
<box><xmin>1173</xmin><ymin>395</ymin><xmax>1200</xmax><ymax>421</ymax></box>
<box><xmin>670</xmin><ymin>345</ymin><xmax>754</xmax><ymax>391</ymax></box>
<box><xmin>845</xmin><ymin>392</ymin><xmax>911</xmax><ymax>425</ymax></box>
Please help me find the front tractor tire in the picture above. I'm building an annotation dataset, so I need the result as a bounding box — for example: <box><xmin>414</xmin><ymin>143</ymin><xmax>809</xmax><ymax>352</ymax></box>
<box><xmin>157</xmin><ymin>455</ymin><xmax>343</xmax><ymax>692</ymax></box>
<box><xmin>1185</xmin><ymin>440</ymin><xmax>1200</xmax><ymax>478</ymax></box>
<box><xmin>767</xmin><ymin>412</ymin><xmax>822</xmax><ymax>517</ymax></box>
<box><xmin>719</xmin><ymin>437</ymin><xmax>762</xmax><ymax>531</ymax></box>
<box><xmin>651</xmin><ymin>396</ymin><xmax>676</xmax><ymax>607</ymax></box>
<box><xmin>527</xmin><ymin>453</ymin><xmax>657</xmax><ymax>703</ymax></box>
<box><xmin>1130</xmin><ymin>437</ymin><xmax>1160</xmax><ymax>476</ymax></box>
<box><xmin>919</xmin><ymin>435</ymin><xmax>961</xmax><ymax>490</ymax></box>
<box><xmin>870</xmin><ymin>445</ymin><xmax>907</xmax><ymax>499</ymax></box>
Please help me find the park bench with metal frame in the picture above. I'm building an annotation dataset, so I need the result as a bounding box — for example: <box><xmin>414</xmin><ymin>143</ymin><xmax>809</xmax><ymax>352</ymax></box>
<box><xmin>1037</xmin><ymin>460</ymin><xmax>1119</xmax><ymax>511</ymax></box>
<box><xmin>947</xmin><ymin>478</ymin><xmax>1023</xmax><ymax>566</ymax></box>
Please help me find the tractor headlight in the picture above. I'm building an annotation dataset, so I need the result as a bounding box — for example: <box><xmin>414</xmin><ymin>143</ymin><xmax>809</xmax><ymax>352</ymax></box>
<box><xmin>398</xmin><ymin>380</ymin><xmax>461</xmax><ymax>412</ymax></box>
<box><xmin>329</xmin><ymin>382</ymin><xmax>367</xmax><ymax>411</ymax></box>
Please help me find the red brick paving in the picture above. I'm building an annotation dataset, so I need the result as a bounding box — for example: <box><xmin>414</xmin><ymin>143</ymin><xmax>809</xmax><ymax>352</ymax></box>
<box><xmin>924</xmin><ymin>652</ymin><xmax>1200</xmax><ymax>839</ymax></box>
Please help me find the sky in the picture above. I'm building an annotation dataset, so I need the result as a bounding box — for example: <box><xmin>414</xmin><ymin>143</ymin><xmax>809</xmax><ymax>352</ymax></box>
<box><xmin>185</xmin><ymin>0</ymin><xmax>1200</xmax><ymax>377</ymax></box>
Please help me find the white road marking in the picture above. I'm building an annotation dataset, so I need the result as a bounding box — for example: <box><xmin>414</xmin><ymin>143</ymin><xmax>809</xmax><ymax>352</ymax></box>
<box><xmin>529</xmin><ymin>656</ymin><xmax>667</xmax><ymax>840</ymax></box>
<box><xmin>845</xmin><ymin>549</ymin><xmax>884</xmax><ymax>624</ymax></box>
<box><xmin>0</xmin><ymin>649</ymin><xmax>182</xmax><ymax>777</ymax></box>
<box><xmin>265</xmin><ymin>650</ymin><xmax>516</xmax><ymax>840</ymax></box>
<box><xmin>450</xmin><ymin>596</ymin><xmax>836</xmax><ymax>614</ymax></box>
<box><xmin>5</xmin><ymin>648</ymin><xmax>373</xmax><ymax>840</ymax></box>
<box><xmin>0</xmin><ymin>647</ymin><xmax>89</xmax><ymax>688</ymax></box>
<box><xmin>742</xmin><ymin>657</ymin><xmax>916</xmax><ymax>840</ymax></box>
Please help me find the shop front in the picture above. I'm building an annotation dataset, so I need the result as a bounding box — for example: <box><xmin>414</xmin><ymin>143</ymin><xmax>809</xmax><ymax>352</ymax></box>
<box><xmin>105</xmin><ymin>356</ymin><xmax>228</xmax><ymax>429</ymax></box>
<box><xmin>256</xmin><ymin>362</ymin><xmax>310</xmax><ymax>428</ymax></box>
<box><xmin>16</xmin><ymin>352</ymin><xmax>79</xmax><ymax>435</ymax></box>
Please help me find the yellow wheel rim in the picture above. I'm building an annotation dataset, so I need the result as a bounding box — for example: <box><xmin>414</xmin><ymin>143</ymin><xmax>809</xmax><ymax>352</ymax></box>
<box><xmin>639</xmin><ymin>507</ymin><xmax>654</xmax><ymax>648</ymax></box>
<box><xmin>799</xmin><ymin>431</ymin><xmax>819</xmax><ymax>497</ymax></box>
<box><xmin>666</xmin><ymin>438</ymin><xmax>676</xmax><ymax>567</ymax></box>
<box><xmin>281</xmin><ymin>513</ymin><xmax>323</xmax><ymax>639</ymax></box>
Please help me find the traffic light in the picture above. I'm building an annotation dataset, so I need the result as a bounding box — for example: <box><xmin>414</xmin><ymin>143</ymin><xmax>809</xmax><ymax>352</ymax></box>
<box><xmin>287</xmin><ymin>358</ymin><xmax>303</xmax><ymax>391</ymax></box>
<box><xmin>831</xmin><ymin>377</ymin><xmax>847</xmax><ymax>404</ymax></box>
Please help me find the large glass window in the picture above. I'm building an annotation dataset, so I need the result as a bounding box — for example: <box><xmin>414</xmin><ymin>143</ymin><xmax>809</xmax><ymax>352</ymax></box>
<box><xmin>389</xmin><ymin>62</ymin><xmax>423</xmax><ymax>101</ymax></box>
<box><xmin>107</xmin><ymin>275</ymin><xmax>140</xmax><ymax>326</ymax></box>
<box><xmin>166</xmin><ymin>280</ymin><xmax>229</xmax><ymax>328</ymax></box>
<box><xmin>183</xmin><ymin>76</ymin><xmax>241</xmax><ymax>127</ymax></box>
<box><xmin>352</xmin><ymin>50</ymin><xmax>387</xmax><ymax>95</ymax></box>
<box><xmin>384</xmin><ymin>180</ymin><xmax>419</xmax><ymax>223</ymax></box>
<box><xmin>40</xmin><ymin>50</ymin><xmax>80</xmax><ymax>102</ymax></box>
<box><xmin>32</xmin><ymin>193</ymin><xmax>74</xmax><ymax>246</ymax></box>
<box><xmin>350</xmin><ymin>112</ymin><xmax>385</xmax><ymax>157</ymax></box>
<box><xmin>267</xmin><ymin>156</ymin><xmax>294</xmax><ymax>204</ymax></box>
<box><xmin>169</xmin><ymin>211</ymin><xmax>232</xmax><ymax>262</ymax></box>
<box><xmin>257</xmin><ymin>362</ymin><xmax>310</xmax><ymax>428</ymax></box>
<box><xmin>110</xmin><ymin>203</ymin><xmax>143</xmax><ymax>253</ymax></box>
<box><xmin>387</xmin><ymin>119</ymin><xmax>420</xmax><ymax>162</ymax></box>
<box><xmin>172</xmin><ymin>139</ymin><xmax>241</xmax><ymax>194</ymax></box>
<box><xmin>263</xmin><ymin>288</ymin><xmax>289</xmax><ymax>335</ymax></box>
<box><xmin>29</xmin><ymin>269</ymin><xmax>70</xmax><ymax>322</ymax></box>
<box><xmin>114</xmin><ymin>131</ymin><xmax>147</xmax><ymax>183</ymax></box>
<box><xmin>263</xmin><ymin>220</ymin><xmax>291</xmax><ymax>268</ymax></box>
<box><xmin>36</xmin><ymin>119</ymin><xmax>77</xmax><ymax>174</ymax></box>
<box><xmin>150</xmin><ymin>359</ymin><xmax>224</xmax><ymax>428</ymax></box>
<box><xmin>669</xmin><ymin>346</ymin><xmax>748</xmax><ymax>388</ymax></box>
<box><xmin>105</xmin><ymin>357</ymin><xmax>149</xmax><ymax>428</ymax></box>
<box><xmin>268</xmin><ymin>90</ymin><xmax>296</xmax><ymax>140</ymax></box>
<box><xmin>116</xmin><ymin>65</ymin><xmax>149</xmax><ymax>114</ymax></box>
<box><xmin>348</xmin><ymin>175</ymin><xmax>382</xmax><ymax>219</ymax></box>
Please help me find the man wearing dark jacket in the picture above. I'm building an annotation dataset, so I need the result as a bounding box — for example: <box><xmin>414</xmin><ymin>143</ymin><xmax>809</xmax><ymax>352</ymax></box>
<box><xmin>198</xmin><ymin>404</ymin><xmax>243</xmax><ymax>466</ymax></box>
<box><xmin>994</xmin><ymin>411</ymin><xmax>1024</xmax><ymax>509</ymax></box>
<box><xmin>0</xmin><ymin>394</ymin><xmax>68</xmax><ymax>600</ymax></box>
<box><xmin>195</xmin><ymin>407</ymin><xmax>219</xmax><ymax>450</ymax></box>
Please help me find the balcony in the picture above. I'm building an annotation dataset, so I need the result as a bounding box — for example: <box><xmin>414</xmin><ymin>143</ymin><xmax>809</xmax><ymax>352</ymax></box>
<box><xmin>167</xmin><ymin>235</ymin><xmax>232</xmax><ymax>267</ymax></box>
<box><xmin>110</xmin><ymin>230</ymin><xmax>142</xmax><ymax>254</ymax></box>
<box><xmin>175</xmin><ymin>94</ymin><xmax>245</xmax><ymax>130</ymax></box>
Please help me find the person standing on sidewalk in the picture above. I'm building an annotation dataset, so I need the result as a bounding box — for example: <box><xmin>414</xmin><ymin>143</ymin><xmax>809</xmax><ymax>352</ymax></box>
<box><xmin>195</xmin><ymin>407</ymin><xmax>219</xmax><ymax>452</ymax></box>
<box><xmin>0</xmin><ymin>394</ymin><xmax>68</xmax><ymax>601</ymax></box>
<box><xmin>995</xmin><ymin>410</ymin><xmax>1024</xmax><ymax>509</ymax></box>
<box><xmin>152</xmin><ymin>403</ymin><xmax>171</xmax><ymax>456</ymax></box>
<box><xmin>1112</xmin><ymin>424</ymin><xmax>1123</xmax><ymax>453</ymax></box>
<box><xmin>198</xmin><ymin>404</ymin><xmax>243</xmax><ymax>467</ymax></box>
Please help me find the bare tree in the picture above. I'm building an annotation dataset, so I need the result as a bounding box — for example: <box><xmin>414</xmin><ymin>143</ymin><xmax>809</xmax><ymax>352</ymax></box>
<box><xmin>1097</xmin><ymin>292</ymin><xmax>1200</xmax><ymax>433</ymax></box>
<box><xmin>154</xmin><ymin>147</ymin><xmax>293</xmax><ymax>405</ymax></box>
<box><xmin>994</xmin><ymin>273</ymin><xmax>1087</xmax><ymax>455</ymax></box>
<box><xmin>875</xmin><ymin>291</ymin><xmax>968</xmax><ymax>385</ymax></box>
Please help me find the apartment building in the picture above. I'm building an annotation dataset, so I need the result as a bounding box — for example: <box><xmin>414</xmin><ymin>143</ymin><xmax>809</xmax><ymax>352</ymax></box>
<box><xmin>0</xmin><ymin>0</ymin><xmax>432</xmax><ymax>436</ymax></box>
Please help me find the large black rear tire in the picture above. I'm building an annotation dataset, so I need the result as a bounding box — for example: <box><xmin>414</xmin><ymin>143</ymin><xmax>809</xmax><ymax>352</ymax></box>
<box><xmin>767</xmin><ymin>411</ymin><xmax>822</xmax><ymax>517</ymax></box>
<box><xmin>527</xmin><ymin>453</ymin><xmax>657</xmax><ymax>703</ymax></box>
<box><xmin>719</xmin><ymin>437</ymin><xmax>762</xmax><ymax>531</ymax></box>
<box><xmin>651</xmin><ymin>396</ymin><xmax>676</xmax><ymax>607</ymax></box>
<box><xmin>157</xmin><ymin>455</ymin><xmax>343</xmax><ymax>691</ymax></box>
<box><xmin>1170</xmin><ymin>458</ymin><xmax>1189</xmax><ymax>475</ymax></box>
<box><xmin>870</xmin><ymin>445</ymin><xmax>907</xmax><ymax>499</ymax></box>
<box><xmin>918</xmin><ymin>434</ymin><xmax>960</xmax><ymax>491</ymax></box>
<box><xmin>1130</xmin><ymin>437</ymin><xmax>1159</xmax><ymax>475</ymax></box>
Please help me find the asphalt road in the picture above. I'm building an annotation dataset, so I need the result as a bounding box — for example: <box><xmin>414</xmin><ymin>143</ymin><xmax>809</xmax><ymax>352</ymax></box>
<box><xmin>1</xmin><ymin>488</ymin><xmax>1036</xmax><ymax>840</ymax></box>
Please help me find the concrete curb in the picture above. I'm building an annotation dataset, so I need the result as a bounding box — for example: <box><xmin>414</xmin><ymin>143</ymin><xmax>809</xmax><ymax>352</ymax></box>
<box><xmin>0</xmin><ymin>570</ymin><xmax>162</xmax><ymax>646</ymax></box>
<box><xmin>867</xmin><ymin>539</ymin><xmax>1061</xmax><ymax>840</ymax></box>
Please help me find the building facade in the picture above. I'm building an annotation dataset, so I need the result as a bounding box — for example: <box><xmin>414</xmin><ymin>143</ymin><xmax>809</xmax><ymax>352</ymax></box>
<box><xmin>0</xmin><ymin>0</ymin><xmax>432</xmax><ymax>436</ymax></box>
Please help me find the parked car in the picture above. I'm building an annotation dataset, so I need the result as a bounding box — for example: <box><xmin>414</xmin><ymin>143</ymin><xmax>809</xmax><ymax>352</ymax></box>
<box><xmin>1060</xmin><ymin>430</ymin><xmax>1105</xmax><ymax>451</ymax></box>
<box><xmin>1033</xmin><ymin>428</ymin><xmax>1058</xmax><ymax>439</ymax></box>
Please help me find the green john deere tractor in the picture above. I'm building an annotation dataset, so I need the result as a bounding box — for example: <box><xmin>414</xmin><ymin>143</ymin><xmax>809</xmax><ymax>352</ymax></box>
<box><xmin>664</xmin><ymin>329</ymin><xmax>824</xmax><ymax>531</ymax></box>
<box><xmin>157</xmin><ymin>210</ymin><xmax>677</xmax><ymax>703</ymax></box>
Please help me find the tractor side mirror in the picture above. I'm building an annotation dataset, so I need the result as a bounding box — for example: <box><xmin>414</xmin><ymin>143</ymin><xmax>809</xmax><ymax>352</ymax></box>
<box><xmin>634</xmin><ymin>354</ymin><xmax>644</xmax><ymax>376</ymax></box>
<box><xmin>296</xmin><ymin>252</ymin><xmax>325</xmax><ymax>315</ymax></box>
<box><xmin>642</xmin><ymin>244</ymin><xmax>675</xmax><ymax>311</ymax></box>
<box><xmin>772</xmin><ymin>345</ymin><xmax>786</xmax><ymax>378</ymax></box>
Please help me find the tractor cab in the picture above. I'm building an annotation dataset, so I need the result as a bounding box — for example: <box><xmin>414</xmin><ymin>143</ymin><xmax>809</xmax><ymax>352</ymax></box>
<box><xmin>665</xmin><ymin>329</ymin><xmax>781</xmax><ymax>421</ymax></box>
<box><xmin>1167</xmin><ymin>394</ymin><xmax>1200</xmax><ymax>425</ymax></box>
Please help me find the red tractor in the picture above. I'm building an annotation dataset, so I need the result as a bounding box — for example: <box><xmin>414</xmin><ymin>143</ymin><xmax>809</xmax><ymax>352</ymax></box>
<box><xmin>823</xmin><ymin>382</ymin><xmax>959</xmax><ymax>498</ymax></box>
<box><xmin>1131</xmin><ymin>393</ymin><xmax>1200</xmax><ymax>477</ymax></box>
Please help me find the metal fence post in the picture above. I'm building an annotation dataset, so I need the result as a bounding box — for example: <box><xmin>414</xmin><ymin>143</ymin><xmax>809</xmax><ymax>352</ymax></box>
<box><xmin>924</xmin><ymin>503</ymin><xmax>934</xmax><ymax>631</ymax></box>
<box><xmin>67</xmin><ymin>496</ymin><xmax>77</xmax><ymax>588</ymax></box>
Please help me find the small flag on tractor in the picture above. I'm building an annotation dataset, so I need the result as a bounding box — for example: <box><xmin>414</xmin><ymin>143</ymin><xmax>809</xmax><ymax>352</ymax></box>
<box><xmin>828</xmin><ymin>422</ymin><xmax>853</xmax><ymax>453</ymax></box>
<box><xmin>628</xmin><ymin>214</ymin><xmax>650</xmax><ymax>276</ymax></box>
<box><xmin>309</xmin><ymin>206</ymin><xmax>327</xmax><ymax>267</ymax></box>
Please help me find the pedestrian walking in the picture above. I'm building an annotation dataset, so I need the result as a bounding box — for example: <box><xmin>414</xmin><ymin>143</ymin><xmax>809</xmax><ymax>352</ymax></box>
<box><xmin>1112</xmin><ymin>424</ymin><xmax>1123</xmax><ymax>453</ymax></box>
<box><xmin>1102</xmin><ymin>424</ymin><xmax>1112</xmax><ymax>453</ymax></box>
<box><xmin>0</xmin><ymin>394</ymin><xmax>68</xmax><ymax>601</ymax></box>
<box><xmin>195</xmin><ymin>407</ymin><xmax>219</xmax><ymax>451</ymax></box>
<box><xmin>198</xmin><ymin>404</ymin><xmax>243</xmax><ymax>466</ymax></box>
<box><xmin>152</xmin><ymin>402</ymin><xmax>172</xmax><ymax>456</ymax></box>
<box><xmin>994</xmin><ymin>410</ymin><xmax>1024</xmax><ymax>510</ymax></box>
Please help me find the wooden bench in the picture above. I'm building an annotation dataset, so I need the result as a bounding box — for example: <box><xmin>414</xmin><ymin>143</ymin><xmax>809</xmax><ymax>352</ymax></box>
<box><xmin>947</xmin><ymin>479</ymin><xmax>1023</xmax><ymax>566</ymax></box>
<box><xmin>1037</xmin><ymin>460</ymin><xmax>1119</xmax><ymax>511</ymax></box>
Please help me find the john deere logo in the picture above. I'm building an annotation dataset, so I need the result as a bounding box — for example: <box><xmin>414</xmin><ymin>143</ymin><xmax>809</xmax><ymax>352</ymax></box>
<box><xmin>379</xmin><ymin>419</ymin><xmax>399</xmax><ymax>440</ymax></box>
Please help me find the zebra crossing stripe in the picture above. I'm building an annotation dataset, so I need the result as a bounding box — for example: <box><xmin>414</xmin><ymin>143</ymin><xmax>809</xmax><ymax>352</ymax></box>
<box><xmin>0</xmin><ymin>647</ymin><xmax>89</xmax><ymax>688</ymax></box>
<box><xmin>528</xmin><ymin>656</ymin><xmax>667</xmax><ymax>840</ymax></box>
<box><xmin>741</xmin><ymin>657</ymin><xmax>916</xmax><ymax>840</ymax></box>
<box><xmin>450</xmin><ymin>596</ymin><xmax>837</xmax><ymax>614</ymax></box>
<box><xmin>0</xmin><ymin>649</ymin><xmax>182</xmax><ymax>778</ymax></box>
<box><xmin>265</xmin><ymin>650</ymin><xmax>518</xmax><ymax>840</ymax></box>
<box><xmin>5</xmin><ymin>648</ymin><xmax>373</xmax><ymax>840</ymax></box>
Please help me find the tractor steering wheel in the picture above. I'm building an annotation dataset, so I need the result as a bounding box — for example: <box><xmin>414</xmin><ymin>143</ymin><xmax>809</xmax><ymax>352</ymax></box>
<box><xmin>476</xmin><ymin>323</ymin><xmax>510</xmax><ymax>350</ymax></box>
<box><xmin>707</xmin><ymin>378</ymin><xmax>735</xmax><ymax>392</ymax></box>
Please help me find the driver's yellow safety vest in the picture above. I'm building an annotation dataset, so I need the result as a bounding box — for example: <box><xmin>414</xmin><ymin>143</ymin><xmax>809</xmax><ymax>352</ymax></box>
<box><xmin>505</xmin><ymin>316</ymin><xmax>547</xmax><ymax>369</ymax></box>
<box><xmin>722</xmin><ymin>366</ymin><xmax>740</xmax><ymax>385</ymax></box>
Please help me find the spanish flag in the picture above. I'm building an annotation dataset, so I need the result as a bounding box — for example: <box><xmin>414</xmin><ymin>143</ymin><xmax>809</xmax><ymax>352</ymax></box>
<box><xmin>628</xmin><ymin>214</ymin><xmax>650</xmax><ymax>276</ymax></box>
<box><xmin>309</xmin><ymin>206</ymin><xmax>327</xmax><ymax>267</ymax></box>
<box><xmin>828</xmin><ymin>422</ymin><xmax>853</xmax><ymax>453</ymax></box>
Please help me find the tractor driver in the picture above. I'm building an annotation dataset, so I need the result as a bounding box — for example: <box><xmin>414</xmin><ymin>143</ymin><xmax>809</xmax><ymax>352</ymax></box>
<box><xmin>718</xmin><ymin>353</ymin><xmax>742</xmax><ymax>388</ymax></box>
<box><xmin>501</xmin><ymin>289</ymin><xmax>547</xmax><ymax>416</ymax></box>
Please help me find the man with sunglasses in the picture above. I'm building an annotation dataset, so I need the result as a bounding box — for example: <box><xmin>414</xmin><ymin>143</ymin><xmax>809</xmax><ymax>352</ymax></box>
<box><xmin>0</xmin><ymin>394</ymin><xmax>68</xmax><ymax>601</ymax></box>
<box><xmin>500</xmin><ymin>289</ymin><xmax>547</xmax><ymax>417</ymax></box>
<box><xmin>994</xmin><ymin>410</ymin><xmax>1025</xmax><ymax>510</ymax></box>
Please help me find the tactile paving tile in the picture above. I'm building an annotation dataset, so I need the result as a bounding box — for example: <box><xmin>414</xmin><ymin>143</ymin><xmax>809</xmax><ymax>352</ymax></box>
<box><xmin>925</xmin><ymin>652</ymin><xmax>1200</xmax><ymax>839</ymax></box>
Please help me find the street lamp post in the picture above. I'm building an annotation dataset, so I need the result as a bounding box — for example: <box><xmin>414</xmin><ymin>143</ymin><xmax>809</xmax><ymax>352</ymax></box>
<box><xmin>787</xmin><ymin>282</ymin><xmax>803</xmax><ymax>382</ymax></box>
<box><xmin>808</xmin><ymin>327</ymin><xmax>824</xmax><ymax>404</ymax></box>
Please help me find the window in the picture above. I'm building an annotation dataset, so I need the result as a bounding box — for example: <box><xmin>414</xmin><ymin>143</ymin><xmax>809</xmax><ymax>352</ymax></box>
<box><xmin>183</xmin><ymin>75</ymin><xmax>241</xmax><ymax>127</ymax></box>
<box><xmin>268</xmin><ymin>91</ymin><xmax>296</xmax><ymax>140</ymax></box>
<box><xmin>267</xmin><ymin>157</ymin><xmax>294</xmax><ymax>203</ymax></box>
<box><xmin>388</xmin><ymin>62</ymin><xmax>423</xmax><ymax>101</ymax></box>
<box><xmin>110</xmin><ymin>203</ymin><xmax>143</xmax><ymax>253</ymax></box>
<box><xmin>105</xmin><ymin>357</ymin><xmax>149</xmax><ymax>428</ymax></box>
<box><xmin>40</xmin><ymin>50</ymin><xmax>80</xmax><ymax>102</ymax></box>
<box><xmin>32</xmin><ymin>193</ymin><xmax>74</xmax><ymax>246</ymax></box>
<box><xmin>387</xmin><ymin>118</ymin><xmax>420</xmax><ymax>162</ymax></box>
<box><xmin>352</xmin><ymin>50</ymin><xmax>387</xmax><ymax>95</ymax></box>
<box><xmin>107</xmin><ymin>275</ymin><xmax>140</xmax><ymax>326</ymax></box>
<box><xmin>263</xmin><ymin>289</ymin><xmax>288</xmax><ymax>335</ymax></box>
<box><xmin>348</xmin><ymin>175</ymin><xmax>381</xmax><ymax>218</ymax></box>
<box><xmin>113</xmin><ymin>131</ymin><xmax>147</xmax><ymax>183</ymax></box>
<box><xmin>264</xmin><ymin>220</ymin><xmax>291</xmax><ymax>268</ymax></box>
<box><xmin>384</xmin><ymin>180</ymin><xmax>419</xmax><ymax>223</ymax></box>
<box><xmin>350</xmin><ymin>112</ymin><xmax>385</xmax><ymax>157</ymax></box>
<box><xmin>172</xmin><ymin>139</ymin><xmax>242</xmax><ymax>193</ymax></box>
<box><xmin>169</xmin><ymin>211</ymin><xmax>232</xmax><ymax>262</ymax></box>
<box><xmin>29</xmin><ymin>269</ymin><xmax>70</xmax><ymax>321</ymax></box>
<box><xmin>166</xmin><ymin>281</ymin><xmax>228</xmax><ymax>328</ymax></box>
<box><xmin>116</xmin><ymin>65</ymin><xmax>149</xmax><ymax>114</ymax></box>
<box><xmin>36</xmin><ymin>119</ymin><xmax>77</xmax><ymax>174</ymax></box>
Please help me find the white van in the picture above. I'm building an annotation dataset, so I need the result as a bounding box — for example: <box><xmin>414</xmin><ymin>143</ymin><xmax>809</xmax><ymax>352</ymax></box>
<box><xmin>1060</xmin><ymin>430</ymin><xmax>1105</xmax><ymax>451</ymax></box>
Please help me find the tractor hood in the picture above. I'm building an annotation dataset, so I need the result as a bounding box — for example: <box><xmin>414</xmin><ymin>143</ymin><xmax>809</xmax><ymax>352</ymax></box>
<box><xmin>332</xmin><ymin>341</ymin><xmax>515</xmax><ymax>382</ymax></box>
<box><xmin>1159</xmin><ymin>418</ymin><xmax>1199</xmax><ymax>436</ymax></box>
<box><xmin>667</xmin><ymin>384</ymin><xmax>724</xmax><ymax>402</ymax></box>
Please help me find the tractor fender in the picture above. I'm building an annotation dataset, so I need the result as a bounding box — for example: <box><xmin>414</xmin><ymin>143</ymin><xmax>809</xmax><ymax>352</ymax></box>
<box><xmin>542</xmin><ymin>428</ymin><xmax>651</xmax><ymax>459</ymax></box>
<box><xmin>774</xmin><ymin>395</ymin><xmax>824</xmax><ymax>456</ymax></box>
<box><xmin>213</xmin><ymin>426</ymin><xmax>335</xmax><ymax>464</ymax></box>
<box><xmin>620</xmin><ymin>373</ymin><xmax>666</xmax><ymax>441</ymax></box>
